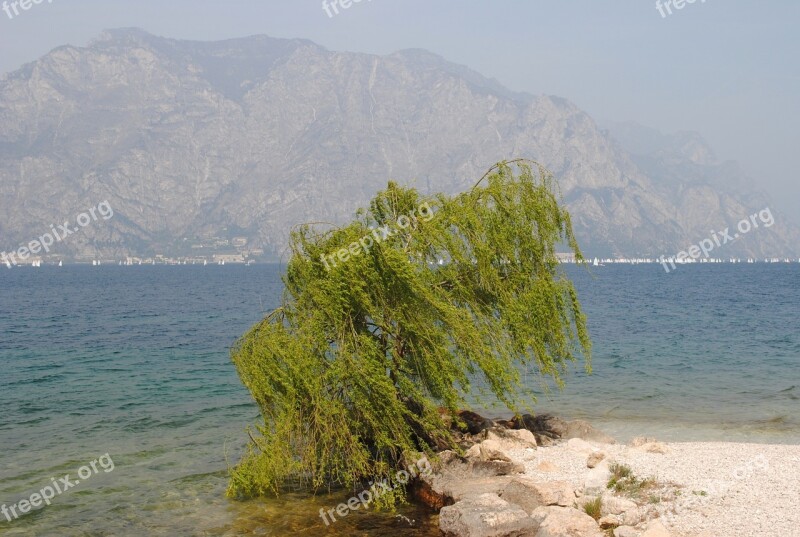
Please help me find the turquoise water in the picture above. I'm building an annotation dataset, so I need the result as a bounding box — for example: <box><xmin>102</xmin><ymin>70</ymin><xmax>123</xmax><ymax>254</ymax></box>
<box><xmin>0</xmin><ymin>264</ymin><xmax>798</xmax><ymax>535</ymax></box>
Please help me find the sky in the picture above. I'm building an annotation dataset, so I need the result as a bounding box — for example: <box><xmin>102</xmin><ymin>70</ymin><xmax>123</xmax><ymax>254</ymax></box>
<box><xmin>0</xmin><ymin>0</ymin><xmax>797</xmax><ymax>218</ymax></box>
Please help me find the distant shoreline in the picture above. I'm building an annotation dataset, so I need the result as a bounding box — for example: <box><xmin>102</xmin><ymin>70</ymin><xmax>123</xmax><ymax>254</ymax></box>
<box><xmin>3</xmin><ymin>257</ymin><xmax>800</xmax><ymax>268</ymax></box>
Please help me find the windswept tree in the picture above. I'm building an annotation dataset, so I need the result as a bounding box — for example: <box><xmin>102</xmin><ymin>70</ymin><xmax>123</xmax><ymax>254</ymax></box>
<box><xmin>227</xmin><ymin>160</ymin><xmax>591</xmax><ymax>505</ymax></box>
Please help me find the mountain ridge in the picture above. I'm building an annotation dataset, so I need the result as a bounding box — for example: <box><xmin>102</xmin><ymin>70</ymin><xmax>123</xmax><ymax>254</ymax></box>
<box><xmin>0</xmin><ymin>28</ymin><xmax>797</xmax><ymax>261</ymax></box>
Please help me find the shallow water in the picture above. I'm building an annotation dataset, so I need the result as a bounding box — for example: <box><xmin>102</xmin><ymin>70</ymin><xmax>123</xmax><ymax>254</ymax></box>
<box><xmin>0</xmin><ymin>264</ymin><xmax>797</xmax><ymax>535</ymax></box>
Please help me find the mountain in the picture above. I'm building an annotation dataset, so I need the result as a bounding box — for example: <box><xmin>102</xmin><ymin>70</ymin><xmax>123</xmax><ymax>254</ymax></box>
<box><xmin>1</xmin><ymin>28</ymin><xmax>797</xmax><ymax>261</ymax></box>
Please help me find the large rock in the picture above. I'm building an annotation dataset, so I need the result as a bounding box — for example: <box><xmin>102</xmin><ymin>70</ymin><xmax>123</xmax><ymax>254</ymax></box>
<box><xmin>563</xmin><ymin>420</ymin><xmax>616</xmax><ymax>444</ymax></box>
<box><xmin>478</xmin><ymin>439</ymin><xmax>515</xmax><ymax>462</ymax></box>
<box><xmin>458</xmin><ymin>410</ymin><xmax>496</xmax><ymax>435</ymax></box>
<box><xmin>640</xmin><ymin>521</ymin><xmax>672</xmax><ymax>537</ymax></box>
<box><xmin>620</xmin><ymin>506</ymin><xmax>645</xmax><ymax>527</ymax></box>
<box><xmin>513</xmin><ymin>414</ymin><xmax>568</xmax><ymax>445</ymax></box>
<box><xmin>512</xmin><ymin>415</ymin><xmax>615</xmax><ymax>445</ymax></box>
<box><xmin>601</xmin><ymin>494</ymin><xmax>638</xmax><ymax>516</ymax></box>
<box><xmin>501</xmin><ymin>478</ymin><xmax>575</xmax><ymax>514</ymax></box>
<box><xmin>614</xmin><ymin>527</ymin><xmax>639</xmax><ymax>537</ymax></box>
<box><xmin>471</xmin><ymin>459</ymin><xmax>526</xmax><ymax>477</ymax></box>
<box><xmin>598</xmin><ymin>514</ymin><xmax>621</xmax><ymax>529</ymax></box>
<box><xmin>484</xmin><ymin>427</ymin><xmax>539</xmax><ymax>451</ymax></box>
<box><xmin>584</xmin><ymin>459</ymin><xmax>611</xmax><ymax>493</ymax></box>
<box><xmin>531</xmin><ymin>506</ymin><xmax>605</xmax><ymax>537</ymax></box>
<box><xmin>414</xmin><ymin>450</ymin><xmax>517</xmax><ymax>509</ymax></box>
<box><xmin>439</xmin><ymin>493</ymin><xmax>538</xmax><ymax>537</ymax></box>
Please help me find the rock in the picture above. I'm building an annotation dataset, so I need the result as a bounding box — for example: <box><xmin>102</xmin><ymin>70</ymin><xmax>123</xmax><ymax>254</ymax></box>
<box><xmin>536</xmin><ymin>461</ymin><xmax>558</xmax><ymax>473</ymax></box>
<box><xmin>567</xmin><ymin>437</ymin><xmax>597</xmax><ymax>455</ymax></box>
<box><xmin>536</xmin><ymin>436</ymin><xmax>558</xmax><ymax>447</ymax></box>
<box><xmin>413</xmin><ymin>451</ymin><xmax>514</xmax><ymax>509</ymax></box>
<box><xmin>479</xmin><ymin>439</ymin><xmax>514</xmax><ymax>462</ymax></box>
<box><xmin>494</xmin><ymin>418</ymin><xmax>517</xmax><ymax>429</ymax></box>
<box><xmin>465</xmin><ymin>444</ymin><xmax>483</xmax><ymax>460</ymax></box>
<box><xmin>620</xmin><ymin>507</ymin><xmax>645</xmax><ymax>527</ymax></box>
<box><xmin>630</xmin><ymin>437</ymin><xmax>658</xmax><ymax>447</ymax></box>
<box><xmin>471</xmin><ymin>459</ymin><xmax>525</xmax><ymax>477</ymax></box>
<box><xmin>638</xmin><ymin>442</ymin><xmax>669</xmax><ymax>454</ymax></box>
<box><xmin>514</xmin><ymin>414</ymin><xmax>568</xmax><ymax>445</ymax></box>
<box><xmin>458</xmin><ymin>410</ymin><xmax>496</xmax><ymax>435</ymax></box>
<box><xmin>614</xmin><ymin>527</ymin><xmax>639</xmax><ymax>537</ymax></box>
<box><xmin>598</xmin><ymin>514</ymin><xmax>620</xmax><ymax>529</ymax></box>
<box><xmin>439</xmin><ymin>493</ymin><xmax>538</xmax><ymax>537</ymax></box>
<box><xmin>584</xmin><ymin>459</ymin><xmax>611</xmax><ymax>493</ymax></box>
<box><xmin>600</xmin><ymin>494</ymin><xmax>638</xmax><ymax>516</ymax></box>
<box><xmin>531</xmin><ymin>506</ymin><xmax>605</xmax><ymax>537</ymax></box>
<box><xmin>640</xmin><ymin>521</ymin><xmax>672</xmax><ymax>537</ymax></box>
<box><xmin>501</xmin><ymin>478</ymin><xmax>575</xmax><ymax>514</ymax></box>
<box><xmin>587</xmin><ymin>451</ymin><xmax>606</xmax><ymax>468</ymax></box>
<box><xmin>484</xmin><ymin>427</ymin><xmax>538</xmax><ymax>450</ymax></box>
<box><xmin>564</xmin><ymin>420</ymin><xmax>616</xmax><ymax>444</ymax></box>
<box><xmin>630</xmin><ymin>437</ymin><xmax>668</xmax><ymax>453</ymax></box>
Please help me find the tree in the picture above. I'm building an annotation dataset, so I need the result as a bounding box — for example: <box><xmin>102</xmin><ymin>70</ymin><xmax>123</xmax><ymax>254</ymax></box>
<box><xmin>227</xmin><ymin>160</ymin><xmax>591</xmax><ymax>505</ymax></box>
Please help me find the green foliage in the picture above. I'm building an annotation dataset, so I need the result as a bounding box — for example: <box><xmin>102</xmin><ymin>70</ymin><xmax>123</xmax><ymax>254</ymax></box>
<box><xmin>583</xmin><ymin>496</ymin><xmax>603</xmax><ymax>521</ymax></box>
<box><xmin>608</xmin><ymin>463</ymin><xmax>659</xmax><ymax>500</ymax></box>
<box><xmin>227</xmin><ymin>160</ymin><xmax>591</xmax><ymax>503</ymax></box>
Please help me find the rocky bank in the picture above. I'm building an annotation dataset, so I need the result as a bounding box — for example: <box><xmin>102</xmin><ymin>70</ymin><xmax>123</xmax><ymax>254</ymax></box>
<box><xmin>412</xmin><ymin>413</ymin><xmax>800</xmax><ymax>537</ymax></box>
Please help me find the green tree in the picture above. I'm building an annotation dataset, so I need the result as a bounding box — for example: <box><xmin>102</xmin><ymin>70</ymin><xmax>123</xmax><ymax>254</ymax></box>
<box><xmin>227</xmin><ymin>160</ymin><xmax>591</xmax><ymax>505</ymax></box>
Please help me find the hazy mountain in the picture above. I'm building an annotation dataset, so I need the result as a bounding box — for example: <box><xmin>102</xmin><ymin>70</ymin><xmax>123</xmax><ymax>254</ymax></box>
<box><xmin>1</xmin><ymin>28</ymin><xmax>797</xmax><ymax>260</ymax></box>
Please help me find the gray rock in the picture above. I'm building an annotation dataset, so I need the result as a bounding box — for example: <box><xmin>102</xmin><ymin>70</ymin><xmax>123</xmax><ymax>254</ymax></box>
<box><xmin>501</xmin><ymin>478</ymin><xmax>575</xmax><ymax>514</ymax></box>
<box><xmin>439</xmin><ymin>493</ymin><xmax>538</xmax><ymax>537</ymax></box>
<box><xmin>484</xmin><ymin>427</ymin><xmax>539</xmax><ymax>451</ymax></box>
<box><xmin>564</xmin><ymin>420</ymin><xmax>616</xmax><ymax>444</ymax></box>
<box><xmin>531</xmin><ymin>506</ymin><xmax>605</xmax><ymax>537</ymax></box>
<box><xmin>584</xmin><ymin>459</ymin><xmax>611</xmax><ymax>493</ymax></box>
<box><xmin>640</xmin><ymin>521</ymin><xmax>672</xmax><ymax>537</ymax></box>
<box><xmin>614</xmin><ymin>527</ymin><xmax>639</xmax><ymax>537</ymax></box>
<box><xmin>601</xmin><ymin>494</ymin><xmax>638</xmax><ymax>516</ymax></box>
<box><xmin>515</xmin><ymin>414</ymin><xmax>568</xmax><ymax>445</ymax></box>
<box><xmin>472</xmin><ymin>459</ymin><xmax>526</xmax><ymax>477</ymax></box>
<box><xmin>415</xmin><ymin>450</ymin><xmax>517</xmax><ymax>508</ymax></box>
<box><xmin>479</xmin><ymin>439</ymin><xmax>515</xmax><ymax>462</ymax></box>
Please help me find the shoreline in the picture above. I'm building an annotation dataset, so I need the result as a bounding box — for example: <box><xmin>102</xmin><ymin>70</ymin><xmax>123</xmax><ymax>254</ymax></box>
<box><xmin>419</xmin><ymin>414</ymin><xmax>800</xmax><ymax>537</ymax></box>
<box><xmin>470</xmin><ymin>410</ymin><xmax>800</xmax><ymax>447</ymax></box>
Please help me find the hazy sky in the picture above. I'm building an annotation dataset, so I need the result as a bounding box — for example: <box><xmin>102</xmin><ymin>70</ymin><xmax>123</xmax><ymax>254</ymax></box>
<box><xmin>1</xmin><ymin>0</ymin><xmax>797</xmax><ymax>218</ymax></box>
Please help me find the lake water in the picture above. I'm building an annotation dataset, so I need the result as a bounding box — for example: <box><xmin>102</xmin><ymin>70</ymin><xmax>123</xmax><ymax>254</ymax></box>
<box><xmin>1</xmin><ymin>264</ymin><xmax>797</xmax><ymax>535</ymax></box>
